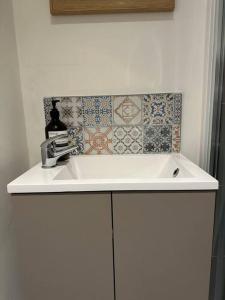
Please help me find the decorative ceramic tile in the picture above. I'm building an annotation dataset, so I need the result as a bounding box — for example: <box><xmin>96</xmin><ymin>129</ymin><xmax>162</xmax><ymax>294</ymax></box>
<box><xmin>67</xmin><ymin>127</ymin><xmax>84</xmax><ymax>155</ymax></box>
<box><xmin>113</xmin><ymin>126</ymin><xmax>143</xmax><ymax>154</ymax></box>
<box><xmin>172</xmin><ymin>125</ymin><xmax>181</xmax><ymax>152</ymax></box>
<box><xmin>173</xmin><ymin>94</ymin><xmax>182</xmax><ymax>124</ymax></box>
<box><xmin>43</xmin><ymin>97</ymin><xmax>53</xmax><ymax>124</ymax></box>
<box><xmin>82</xmin><ymin>96</ymin><xmax>112</xmax><ymax>127</ymax></box>
<box><xmin>113</xmin><ymin>95</ymin><xmax>142</xmax><ymax>125</ymax></box>
<box><xmin>143</xmin><ymin>125</ymin><xmax>172</xmax><ymax>153</ymax></box>
<box><xmin>143</xmin><ymin>93</ymin><xmax>182</xmax><ymax>125</ymax></box>
<box><xmin>43</xmin><ymin>93</ymin><xmax>182</xmax><ymax>155</ymax></box>
<box><xmin>43</xmin><ymin>97</ymin><xmax>83</xmax><ymax>127</ymax></box>
<box><xmin>84</xmin><ymin>127</ymin><xmax>113</xmax><ymax>155</ymax></box>
<box><xmin>60</xmin><ymin>97</ymin><xmax>83</xmax><ymax>127</ymax></box>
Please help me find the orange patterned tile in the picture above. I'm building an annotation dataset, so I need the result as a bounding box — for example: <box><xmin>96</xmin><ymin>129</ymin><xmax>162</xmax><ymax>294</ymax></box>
<box><xmin>172</xmin><ymin>125</ymin><xmax>181</xmax><ymax>152</ymax></box>
<box><xmin>84</xmin><ymin>127</ymin><xmax>113</xmax><ymax>155</ymax></box>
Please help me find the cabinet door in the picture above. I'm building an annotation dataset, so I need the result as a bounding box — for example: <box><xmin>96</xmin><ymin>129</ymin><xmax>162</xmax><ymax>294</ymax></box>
<box><xmin>113</xmin><ymin>191</ymin><xmax>215</xmax><ymax>300</ymax></box>
<box><xmin>12</xmin><ymin>193</ymin><xmax>114</xmax><ymax>300</ymax></box>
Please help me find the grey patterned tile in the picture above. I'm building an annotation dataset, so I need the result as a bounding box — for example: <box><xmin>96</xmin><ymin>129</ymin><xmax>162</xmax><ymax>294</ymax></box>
<box><xmin>67</xmin><ymin>127</ymin><xmax>84</xmax><ymax>155</ymax></box>
<box><xmin>43</xmin><ymin>97</ymin><xmax>83</xmax><ymax>127</ymax></box>
<box><xmin>113</xmin><ymin>126</ymin><xmax>143</xmax><ymax>154</ymax></box>
<box><xmin>143</xmin><ymin>93</ymin><xmax>182</xmax><ymax>126</ymax></box>
<box><xmin>143</xmin><ymin>125</ymin><xmax>172</xmax><ymax>153</ymax></box>
<box><xmin>82</xmin><ymin>96</ymin><xmax>112</xmax><ymax>127</ymax></box>
<box><xmin>113</xmin><ymin>95</ymin><xmax>142</xmax><ymax>125</ymax></box>
<box><xmin>84</xmin><ymin>127</ymin><xmax>113</xmax><ymax>155</ymax></box>
<box><xmin>43</xmin><ymin>97</ymin><xmax>53</xmax><ymax>124</ymax></box>
<box><xmin>60</xmin><ymin>97</ymin><xmax>83</xmax><ymax>127</ymax></box>
<box><xmin>173</xmin><ymin>94</ymin><xmax>182</xmax><ymax>124</ymax></box>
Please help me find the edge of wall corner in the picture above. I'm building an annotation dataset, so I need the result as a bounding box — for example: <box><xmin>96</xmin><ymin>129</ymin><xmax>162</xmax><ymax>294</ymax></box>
<box><xmin>199</xmin><ymin>0</ymin><xmax>223</xmax><ymax>172</ymax></box>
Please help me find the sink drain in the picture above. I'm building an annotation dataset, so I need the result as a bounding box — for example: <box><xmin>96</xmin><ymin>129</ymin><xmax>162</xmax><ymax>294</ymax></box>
<box><xmin>173</xmin><ymin>168</ymin><xmax>180</xmax><ymax>178</ymax></box>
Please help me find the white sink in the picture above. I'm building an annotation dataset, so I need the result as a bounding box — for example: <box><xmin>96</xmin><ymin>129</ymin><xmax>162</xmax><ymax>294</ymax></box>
<box><xmin>7</xmin><ymin>154</ymin><xmax>218</xmax><ymax>193</ymax></box>
<box><xmin>54</xmin><ymin>154</ymin><xmax>193</xmax><ymax>180</ymax></box>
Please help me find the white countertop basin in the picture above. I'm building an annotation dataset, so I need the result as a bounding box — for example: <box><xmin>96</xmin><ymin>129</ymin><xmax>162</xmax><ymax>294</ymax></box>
<box><xmin>7</xmin><ymin>154</ymin><xmax>218</xmax><ymax>193</ymax></box>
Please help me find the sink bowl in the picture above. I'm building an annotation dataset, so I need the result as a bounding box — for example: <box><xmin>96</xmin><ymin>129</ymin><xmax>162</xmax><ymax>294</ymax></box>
<box><xmin>54</xmin><ymin>154</ymin><xmax>192</xmax><ymax>180</ymax></box>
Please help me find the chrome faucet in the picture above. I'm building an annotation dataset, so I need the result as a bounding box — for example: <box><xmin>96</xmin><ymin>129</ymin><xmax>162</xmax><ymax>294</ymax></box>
<box><xmin>41</xmin><ymin>134</ymin><xmax>79</xmax><ymax>168</ymax></box>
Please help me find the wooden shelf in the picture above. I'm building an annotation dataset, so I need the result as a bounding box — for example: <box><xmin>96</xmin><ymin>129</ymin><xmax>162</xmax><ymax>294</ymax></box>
<box><xmin>50</xmin><ymin>0</ymin><xmax>175</xmax><ymax>15</ymax></box>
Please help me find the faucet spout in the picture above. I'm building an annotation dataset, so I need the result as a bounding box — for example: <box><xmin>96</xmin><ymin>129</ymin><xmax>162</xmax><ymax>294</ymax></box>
<box><xmin>54</xmin><ymin>145</ymin><xmax>78</xmax><ymax>158</ymax></box>
<box><xmin>41</xmin><ymin>134</ymin><xmax>79</xmax><ymax>168</ymax></box>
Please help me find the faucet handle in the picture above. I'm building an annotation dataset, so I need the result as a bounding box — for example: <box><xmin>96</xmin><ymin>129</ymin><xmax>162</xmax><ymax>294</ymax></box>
<box><xmin>40</xmin><ymin>134</ymin><xmax>68</xmax><ymax>148</ymax></box>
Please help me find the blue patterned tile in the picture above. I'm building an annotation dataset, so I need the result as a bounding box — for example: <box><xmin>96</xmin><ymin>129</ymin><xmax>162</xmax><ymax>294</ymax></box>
<box><xmin>82</xmin><ymin>96</ymin><xmax>112</xmax><ymax>127</ymax></box>
<box><xmin>113</xmin><ymin>126</ymin><xmax>143</xmax><ymax>154</ymax></box>
<box><xmin>143</xmin><ymin>125</ymin><xmax>172</xmax><ymax>153</ymax></box>
<box><xmin>143</xmin><ymin>93</ymin><xmax>182</xmax><ymax>126</ymax></box>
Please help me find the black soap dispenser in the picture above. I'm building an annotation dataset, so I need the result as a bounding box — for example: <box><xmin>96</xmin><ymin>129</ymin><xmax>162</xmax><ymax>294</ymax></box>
<box><xmin>45</xmin><ymin>99</ymin><xmax>69</xmax><ymax>161</ymax></box>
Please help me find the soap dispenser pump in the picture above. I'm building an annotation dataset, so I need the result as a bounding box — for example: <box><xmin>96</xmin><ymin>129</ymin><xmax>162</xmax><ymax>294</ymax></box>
<box><xmin>45</xmin><ymin>99</ymin><xmax>69</xmax><ymax>161</ymax></box>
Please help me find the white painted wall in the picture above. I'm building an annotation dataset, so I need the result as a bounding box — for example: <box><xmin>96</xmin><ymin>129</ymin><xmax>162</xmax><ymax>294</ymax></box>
<box><xmin>13</xmin><ymin>0</ymin><xmax>209</xmax><ymax>166</ymax></box>
<box><xmin>0</xmin><ymin>0</ymin><xmax>29</xmax><ymax>299</ymax></box>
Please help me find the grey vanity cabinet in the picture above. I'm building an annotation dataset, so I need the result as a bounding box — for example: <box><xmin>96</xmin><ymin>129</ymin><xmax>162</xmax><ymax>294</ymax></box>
<box><xmin>112</xmin><ymin>191</ymin><xmax>215</xmax><ymax>300</ymax></box>
<box><xmin>12</xmin><ymin>191</ymin><xmax>215</xmax><ymax>300</ymax></box>
<box><xmin>12</xmin><ymin>193</ymin><xmax>114</xmax><ymax>300</ymax></box>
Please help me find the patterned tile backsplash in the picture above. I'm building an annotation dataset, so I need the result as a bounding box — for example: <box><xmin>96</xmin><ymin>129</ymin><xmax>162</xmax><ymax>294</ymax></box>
<box><xmin>43</xmin><ymin>93</ymin><xmax>182</xmax><ymax>155</ymax></box>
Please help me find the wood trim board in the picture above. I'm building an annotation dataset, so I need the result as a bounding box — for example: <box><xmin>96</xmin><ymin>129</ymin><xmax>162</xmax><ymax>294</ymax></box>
<box><xmin>50</xmin><ymin>0</ymin><xmax>175</xmax><ymax>15</ymax></box>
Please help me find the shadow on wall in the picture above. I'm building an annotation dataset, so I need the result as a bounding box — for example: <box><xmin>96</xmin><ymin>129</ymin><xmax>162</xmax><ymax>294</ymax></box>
<box><xmin>51</xmin><ymin>12</ymin><xmax>174</xmax><ymax>25</ymax></box>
